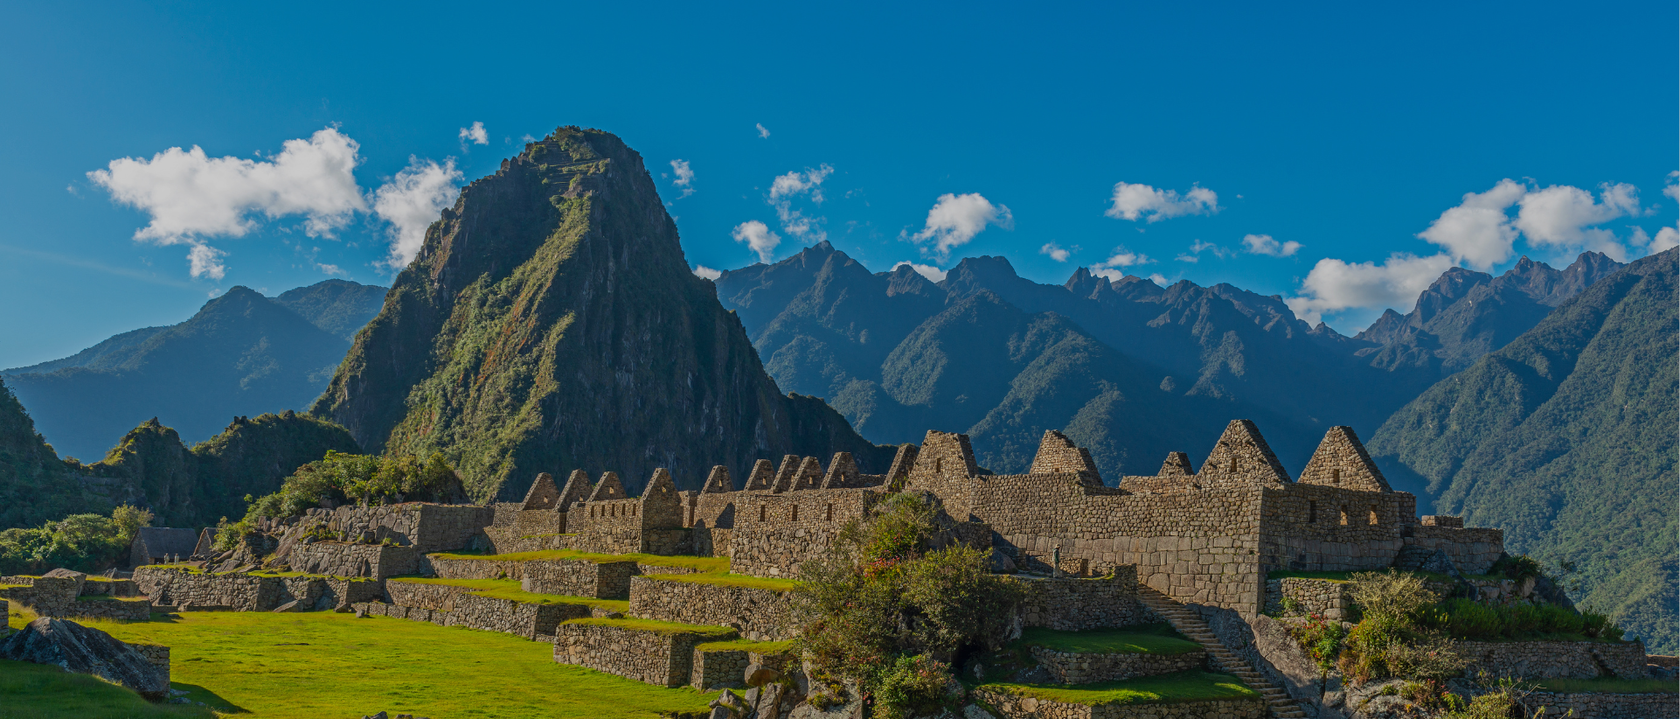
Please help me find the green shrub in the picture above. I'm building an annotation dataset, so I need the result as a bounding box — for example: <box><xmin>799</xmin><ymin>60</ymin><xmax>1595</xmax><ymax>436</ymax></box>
<box><xmin>1289</xmin><ymin>614</ymin><xmax>1345</xmax><ymax>675</ymax></box>
<box><xmin>244</xmin><ymin>451</ymin><xmax>464</xmax><ymax>522</ymax></box>
<box><xmin>872</xmin><ymin>654</ymin><xmax>953</xmax><ymax>719</ymax></box>
<box><xmin>0</xmin><ymin>505</ymin><xmax>151</xmax><ymax>575</ymax></box>
<box><xmin>1489</xmin><ymin>554</ymin><xmax>1544</xmax><ymax>582</ymax></box>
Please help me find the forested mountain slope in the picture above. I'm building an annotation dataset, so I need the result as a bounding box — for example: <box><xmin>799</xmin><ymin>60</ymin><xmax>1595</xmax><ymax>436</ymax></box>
<box><xmin>311</xmin><ymin>128</ymin><xmax>889</xmax><ymax>501</ymax></box>
<box><xmin>1370</xmin><ymin>248</ymin><xmax>1677</xmax><ymax>653</ymax></box>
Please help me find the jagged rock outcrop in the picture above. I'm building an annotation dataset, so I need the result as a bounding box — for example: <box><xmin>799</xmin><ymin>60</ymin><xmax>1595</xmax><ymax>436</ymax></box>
<box><xmin>0</xmin><ymin>617</ymin><xmax>169</xmax><ymax>699</ymax></box>
<box><xmin>312</xmin><ymin>127</ymin><xmax>889</xmax><ymax>499</ymax></box>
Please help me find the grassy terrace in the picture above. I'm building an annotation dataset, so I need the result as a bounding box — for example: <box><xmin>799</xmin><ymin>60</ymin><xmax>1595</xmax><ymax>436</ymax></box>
<box><xmin>694</xmin><ymin>638</ymin><xmax>796</xmax><ymax>654</ymax></box>
<box><xmin>6</xmin><ymin>606</ymin><xmax>712</xmax><ymax>719</ymax></box>
<box><xmin>1265</xmin><ymin>569</ymin><xmax>1464</xmax><ymax>583</ymax></box>
<box><xmin>1013</xmin><ymin>624</ymin><xmax>1203</xmax><ymax>655</ymax></box>
<box><xmin>133</xmin><ymin>565</ymin><xmax>376</xmax><ymax>583</ymax></box>
<box><xmin>976</xmin><ymin>670</ymin><xmax>1260</xmax><ymax>706</ymax></box>
<box><xmin>643</xmin><ymin>572</ymin><xmax>799</xmax><ymax>592</ymax></box>
<box><xmin>388</xmin><ymin>577</ymin><xmax>630</xmax><ymax>613</ymax></box>
<box><xmin>563</xmin><ymin>616</ymin><xmax>738</xmax><ymax>638</ymax></box>
<box><xmin>431</xmin><ymin>549</ymin><xmax>730</xmax><ymax>574</ymax></box>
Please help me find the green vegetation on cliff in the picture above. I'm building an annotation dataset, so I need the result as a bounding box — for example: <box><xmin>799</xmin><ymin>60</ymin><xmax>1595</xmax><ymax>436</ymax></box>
<box><xmin>0</xmin><ymin>505</ymin><xmax>152</xmax><ymax>575</ymax></box>
<box><xmin>1370</xmin><ymin>248</ymin><xmax>1678</xmax><ymax>653</ymax></box>
<box><xmin>312</xmin><ymin>127</ymin><xmax>888</xmax><ymax>500</ymax></box>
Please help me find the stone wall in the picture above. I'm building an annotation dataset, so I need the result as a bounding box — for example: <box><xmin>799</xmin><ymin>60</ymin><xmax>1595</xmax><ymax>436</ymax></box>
<box><xmin>1400</xmin><ymin>525</ymin><xmax>1505</xmax><ymax>575</ymax></box>
<box><xmin>628</xmin><ymin>577</ymin><xmax>791</xmax><ymax>641</ymax></box>
<box><xmin>0</xmin><ymin>576</ymin><xmax>79</xmax><ymax>615</ymax></box>
<box><xmin>727</xmin><ymin>487</ymin><xmax>884</xmax><ymax>577</ymax></box>
<box><xmin>134</xmin><ymin>567</ymin><xmax>378</xmax><ymax>612</ymax></box>
<box><xmin>520</xmin><ymin>559</ymin><xmax>639</xmax><ymax>599</ymax></box>
<box><xmin>1496</xmin><ymin>689</ymin><xmax>1679</xmax><ymax>719</ymax></box>
<box><xmin>1257</xmin><ymin>483</ymin><xmax>1415</xmax><ymax>574</ymax></box>
<box><xmin>1013</xmin><ymin>571</ymin><xmax>1152</xmax><ymax>630</ymax></box>
<box><xmin>1028</xmin><ymin>645</ymin><xmax>1206</xmax><ymax>684</ymax></box>
<box><xmin>690</xmin><ymin>644</ymin><xmax>795</xmax><ymax>690</ymax></box>
<box><xmin>971</xmin><ymin>688</ymin><xmax>1266</xmax><ymax>719</ymax></box>
<box><xmin>1457</xmin><ymin>639</ymin><xmax>1649</xmax><ymax>680</ymax></box>
<box><xmin>292</xmin><ymin>503</ymin><xmax>493</xmax><ymax>554</ymax></box>
<box><xmin>288</xmin><ymin>542</ymin><xmax>417</xmax><ymax>580</ymax></box>
<box><xmin>131</xmin><ymin>643</ymin><xmax>170</xmax><ymax>685</ymax></box>
<box><xmin>51</xmin><ymin>597</ymin><xmax>152</xmax><ymax>621</ymax></box>
<box><xmin>381</xmin><ymin>581</ymin><xmax>591</xmax><ymax>639</ymax></box>
<box><xmin>1263</xmin><ymin>577</ymin><xmax>1356</xmax><ymax>621</ymax></box>
<box><xmin>78</xmin><ymin>578</ymin><xmax>139</xmax><ymax>597</ymax></box>
<box><xmin>553</xmin><ymin>621</ymin><xmax>736</xmax><ymax>687</ymax></box>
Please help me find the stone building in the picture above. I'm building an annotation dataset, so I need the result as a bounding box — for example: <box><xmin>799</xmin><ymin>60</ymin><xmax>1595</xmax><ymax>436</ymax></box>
<box><xmin>127</xmin><ymin>527</ymin><xmax>201</xmax><ymax>569</ymax></box>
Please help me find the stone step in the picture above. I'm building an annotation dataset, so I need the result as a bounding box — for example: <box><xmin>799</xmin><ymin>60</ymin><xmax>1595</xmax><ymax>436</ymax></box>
<box><xmin>1137</xmin><ymin>586</ymin><xmax>1306</xmax><ymax>719</ymax></box>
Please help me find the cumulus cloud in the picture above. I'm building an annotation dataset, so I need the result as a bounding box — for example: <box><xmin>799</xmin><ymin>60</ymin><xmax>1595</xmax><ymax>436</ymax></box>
<box><xmin>317</xmin><ymin>263</ymin><xmax>346</xmax><ymax>276</ymax></box>
<box><xmin>1176</xmin><ymin>240</ymin><xmax>1228</xmax><ymax>263</ymax></box>
<box><xmin>904</xmin><ymin>192</ymin><xmax>1013</xmax><ymax>260</ymax></box>
<box><xmin>766</xmin><ymin>165</ymin><xmax>833</xmax><ymax>243</ymax></box>
<box><xmin>670</xmin><ymin>159</ymin><xmax>695</xmax><ymax>198</ymax></box>
<box><xmin>1040</xmin><ymin>243</ymin><xmax>1070</xmax><ymax>262</ymax></box>
<box><xmin>459</xmin><ymin>122</ymin><xmax>488</xmax><ymax>146</ymax></box>
<box><xmin>756</xmin><ymin>123</ymin><xmax>771</xmax><ymax>138</ymax></box>
<box><xmin>87</xmin><ymin>126</ymin><xmax>367</xmax><ymax>278</ymax></box>
<box><xmin>1241</xmin><ymin>233</ymin><xmax>1302</xmax><ymax>257</ymax></box>
<box><xmin>1088</xmin><ymin>247</ymin><xmax>1154</xmax><ymax>281</ymax></box>
<box><xmin>1513</xmin><ymin>182</ymin><xmax>1642</xmax><ymax>261</ymax></box>
<box><xmin>732</xmin><ymin>220</ymin><xmax>781</xmax><ymax>263</ymax></box>
<box><xmin>692</xmin><ymin>265</ymin><xmax>722</xmax><ymax>280</ymax></box>
<box><xmin>1415</xmin><ymin>179</ymin><xmax>1526</xmax><ymax>269</ymax></box>
<box><xmin>1665</xmin><ymin>171</ymin><xmax>1678</xmax><ymax>201</ymax></box>
<box><xmin>1653</xmin><ymin>228</ymin><xmax>1680</xmax><ymax>253</ymax></box>
<box><xmin>1284</xmin><ymin>253</ymin><xmax>1455</xmax><ymax>325</ymax></box>
<box><xmin>373</xmin><ymin>157</ymin><xmax>463</xmax><ymax>270</ymax></box>
<box><xmin>1105</xmin><ymin>182</ymin><xmax>1219</xmax><ymax>222</ymax></box>
<box><xmin>1148</xmin><ymin>273</ymin><xmax>1168</xmax><ymax>286</ymax></box>
<box><xmin>894</xmin><ymin>261</ymin><xmax>947</xmax><ymax>282</ymax></box>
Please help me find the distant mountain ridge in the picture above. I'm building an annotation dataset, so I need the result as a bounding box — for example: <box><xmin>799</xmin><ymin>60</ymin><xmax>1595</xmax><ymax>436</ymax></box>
<box><xmin>712</xmin><ymin>242</ymin><xmax>1620</xmax><ymax>480</ymax></box>
<box><xmin>311</xmin><ymin>127</ymin><xmax>889</xmax><ymax>501</ymax></box>
<box><xmin>3</xmin><ymin>279</ymin><xmax>385</xmax><ymax>460</ymax></box>
<box><xmin>1369</xmin><ymin>248</ymin><xmax>1676</xmax><ymax>653</ymax></box>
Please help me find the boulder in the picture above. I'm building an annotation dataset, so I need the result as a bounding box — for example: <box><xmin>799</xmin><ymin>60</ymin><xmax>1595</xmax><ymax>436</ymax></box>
<box><xmin>0</xmin><ymin>617</ymin><xmax>169</xmax><ymax>699</ymax></box>
<box><xmin>745</xmin><ymin>661</ymin><xmax>782</xmax><ymax>686</ymax></box>
<box><xmin>40</xmin><ymin>568</ymin><xmax>88</xmax><ymax>597</ymax></box>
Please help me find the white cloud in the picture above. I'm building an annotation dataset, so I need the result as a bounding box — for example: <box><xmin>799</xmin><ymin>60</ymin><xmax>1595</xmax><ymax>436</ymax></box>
<box><xmin>87</xmin><ymin>127</ymin><xmax>366</xmax><ymax>279</ymax></box>
<box><xmin>1415</xmin><ymin>179</ymin><xmax>1526</xmax><ymax>269</ymax></box>
<box><xmin>1664</xmin><ymin>171</ymin><xmax>1678</xmax><ymax>201</ymax></box>
<box><xmin>904</xmin><ymin>192</ymin><xmax>1013</xmax><ymax>260</ymax></box>
<box><xmin>1105</xmin><ymin>182</ymin><xmax>1219</xmax><ymax>222</ymax></box>
<box><xmin>459</xmin><ymin>122</ymin><xmax>488</xmax><ymax>146</ymax></box>
<box><xmin>1284</xmin><ymin>253</ymin><xmax>1455</xmax><ymax>325</ymax></box>
<box><xmin>1148</xmin><ymin>273</ymin><xmax>1168</xmax><ymax>286</ymax></box>
<box><xmin>1087</xmin><ymin>248</ymin><xmax>1153</xmax><ymax>281</ymax></box>
<box><xmin>756</xmin><ymin>123</ymin><xmax>771</xmax><ymax>139</ymax></box>
<box><xmin>670</xmin><ymin>159</ymin><xmax>695</xmax><ymax>198</ymax></box>
<box><xmin>1040</xmin><ymin>242</ymin><xmax>1070</xmax><ymax>262</ymax></box>
<box><xmin>373</xmin><ymin>157</ymin><xmax>463</xmax><ymax>270</ymax></box>
<box><xmin>317</xmin><ymin>263</ymin><xmax>345</xmax><ymax>276</ymax></box>
<box><xmin>766</xmin><ymin>165</ymin><xmax>833</xmax><ymax>242</ymax></box>
<box><xmin>1653</xmin><ymin>228</ymin><xmax>1680</xmax><ymax>253</ymax></box>
<box><xmin>1513</xmin><ymin>182</ymin><xmax>1642</xmax><ymax>261</ymax></box>
<box><xmin>692</xmin><ymin>265</ymin><xmax>722</xmax><ymax>280</ymax></box>
<box><xmin>1176</xmin><ymin>239</ymin><xmax>1228</xmax><ymax>263</ymax></box>
<box><xmin>187</xmin><ymin>244</ymin><xmax>228</xmax><ymax>280</ymax></box>
<box><xmin>894</xmin><ymin>261</ymin><xmax>947</xmax><ymax>282</ymax></box>
<box><xmin>732</xmin><ymin>220</ymin><xmax>781</xmax><ymax>263</ymax></box>
<box><xmin>89</xmin><ymin>127</ymin><xmax>366</xmax><ymax>245</ymax></box>
<box><xmin>1241</xmin><ymin>233</ymin><xmax>1302</xmax><ymax>257</ymax></box>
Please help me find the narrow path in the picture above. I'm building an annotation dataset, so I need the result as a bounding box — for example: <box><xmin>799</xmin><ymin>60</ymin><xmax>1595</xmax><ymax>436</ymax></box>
<box><xmin>1137</xmin><ymin>586</ymin><xmax>1306</xmax><ymax>719</ymax></box>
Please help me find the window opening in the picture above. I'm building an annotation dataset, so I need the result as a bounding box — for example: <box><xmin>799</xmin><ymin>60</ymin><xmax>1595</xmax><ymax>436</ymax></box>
<box><xmin>791</xmin><ymin>505</ymin><xmax>799</xmax><ymax>522</ymax></box>
<box><xmin>825</xmin><ymin>504</ymin><xmax>833</xmax><ymax>521</ymax></box>
<box><xmin>1368</xmin><ymin>505</ymin><xmax>1378</xmax><ymax>525</ymax></box>
<box><xmin>1339</xmin><ymin>505</ymin><xmax>1349</xmax><ymax>526</ymax></box>
<box><xmin>1332</xmin><ymin>468</ymin><xmax>1341</xmax><ymax>484</ymax></box>
<box><xmin>1228</xmin><ymin>456</ymin><xmax>1237</xmax><ymax>472</ymax></box>
<box><xmin>1308</xmin><ymin>501</ymin><xmax>1317</xmax><ymax>524</ymax></box>
<box><xmin>759</xmin><ymin>505</ymin><xmax>766</xmax><ymax>522</ymax></box>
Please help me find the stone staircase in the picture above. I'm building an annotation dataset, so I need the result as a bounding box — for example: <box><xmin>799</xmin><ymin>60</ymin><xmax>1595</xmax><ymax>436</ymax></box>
<box><xmin>1138</xmin><ymin>586</ymin><xmax>1306</xmax><ymax>719</ymax></box>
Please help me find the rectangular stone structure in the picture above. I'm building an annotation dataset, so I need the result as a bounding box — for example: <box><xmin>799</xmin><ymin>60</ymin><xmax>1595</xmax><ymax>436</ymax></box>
<box><xmin>553</xmin><ymin>620</ymin><xmax>738</xmax><ymax>687</ymax></box>
<box><xmin>1012</xmin><ymin>569</ymin><xmax>1149</xmax><ymax>631</ymax></box>
<box><xmin>628</xmin><ymin>576</ymin><xmax>792</xmax><ymax>641</ymax></box>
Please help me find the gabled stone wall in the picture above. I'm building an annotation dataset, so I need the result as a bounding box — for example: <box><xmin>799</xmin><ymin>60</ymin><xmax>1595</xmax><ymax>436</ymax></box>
<box><xmin>1257</xmin><ymin>484</ymin><xmax>1415</xmax><ymax>574</ymax></box>
<box><xmin>727</xmin><ymin>487</ymin><xmax>885</xmax><ymax>577</ymax></box>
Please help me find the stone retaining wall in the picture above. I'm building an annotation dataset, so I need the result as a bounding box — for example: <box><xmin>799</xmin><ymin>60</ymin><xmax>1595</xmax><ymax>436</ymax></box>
<box><xmin>382</xmin><ymin>581</ymin><xmax>592</xmax><ymax>638</ymax></box>
<box><xmin>1014</xmin><ymin>571</ymin><xmax>1151</xmax><ymax>630</ymax></box>
<box><xmin>1263</xmin><ymin>577</ymin><xmax>1356</xmax><ymax>620</ymax></box>
<box><xmin>1457</xmin><ymin>640</ymin><xmax>1648</xmax><ymax>680</ymax></box>
<box><xmin>553</xmin><ymin>621</ymin><xmax>736</xmax><ymax>687</ymax></box>
<box><xmin>55</xmin><ymin>597</ymin><xmax>152</xmax><ymax>621</ymax></box>
<box><xmin>131</xmin><ymin>644</ymin><xmax>170</xmax><ymax>685</ymax></box>
<box><xmin>1028</xmin><ymin>646</ymin><xmax>1207</xmax><ymax>684</ymax></box>
<box><xmin>288</xmin><ymin>542</ymin><xmax>417</xmax><ymax>580</ymax></box>
<box><xmin>294</xmin><ymin>504</ymin><xmax>493</xmax><ymax>553</ymax></box>
<box><xmin>0</xmin><ymin>576</ymin><xmax>79</xmax><ymax>614</ymax></box>
<box><xmin>1508</xmin><ymin>690</ymin><xmax>1678</xmax><ymax>719</ymax></box>
<box><xmin>972</xmin><ymin>688</ymin><xmax>1266</xmax><ymax>719</ymax></box>
<box><xmin>690</xmin><ymin>645</ymin><xmax>795</xmax><ymax>690</ymax></box>
<box><xmin>78</xmin><ymin>579</ymin><xmax>139</xmax><ymax>597</ymax></box>
<box><xmin>628</xmin><ymin>577</ymin><xmax>791</xmax><ymax>641</ymax></box>
<box><xmin>134</xmin><ymin>567</ymin><xmax>379</xmax><ymax>612</ymax></box>
<box><xmin>521</xmin><ymin>559</ymin><xmax>639</xmax><ymax>599</ymax></box>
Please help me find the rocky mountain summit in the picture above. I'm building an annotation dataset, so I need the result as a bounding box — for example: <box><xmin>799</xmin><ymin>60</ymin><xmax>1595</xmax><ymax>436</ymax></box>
<box><xmin>312</xmin><ymin>127</ymin><xmax>888</xmax><ymax>501</ymax></box>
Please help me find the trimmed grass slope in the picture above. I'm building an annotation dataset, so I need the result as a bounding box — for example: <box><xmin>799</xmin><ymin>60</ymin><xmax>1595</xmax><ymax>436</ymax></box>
<box><xmin>388</xmin><ymin>577</ymin><xmax>630</xmax><ymax>613</ymax></box>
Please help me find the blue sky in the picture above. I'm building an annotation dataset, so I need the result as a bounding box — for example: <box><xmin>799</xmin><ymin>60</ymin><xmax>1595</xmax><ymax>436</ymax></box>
<box><xmin>2</xmin><ymin>1</ymin><xmax>1674</xmax><ymax>368</ymax></box>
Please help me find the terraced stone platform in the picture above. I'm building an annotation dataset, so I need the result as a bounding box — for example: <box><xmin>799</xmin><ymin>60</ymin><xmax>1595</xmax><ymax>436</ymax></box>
<box><xmin>554</xmin><ymin>616</ymin><xmax>738</xmax><ymax>687</ymax></box>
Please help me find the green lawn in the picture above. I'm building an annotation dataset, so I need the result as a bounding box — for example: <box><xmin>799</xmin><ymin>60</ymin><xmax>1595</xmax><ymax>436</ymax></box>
<box><xmin>1534</xmin><ymin>677</ymin><xmax>1680</xmax><ymax>694</ymax></box>
<box><xmin>8</xmin><ymin>606</ymin><xmax>713</xmax><ymax>718</ymax></box>
<box><xmin>1014</xmin><ymin>624</ymin><xmax>1203</xmax><ymax>655</ymax></box>
<box><xmin>0</xmin><ymin>659</ymin><xmax>215</xmax><ymax>719</ymax></box>
<box><xmin>642</xmin><ymin>572</ymin><xmax>799</xmax><ymax>592</ymax></box>
<box><xmin>564</xmin><ymin>616</ymin><xmax>739</xmax><ymax>639</ymax></box>
<box><xmin>431</xmin><ymin>549</ymin><xmax>730</xmax><ymax>573</ymax></box>
<box><xmin>388</xmin><ymin>577</ymin><xmax>630</xmax><ymax>613</ymax></box>
<box><xmin>977</xmin><ymin>670</ymin><xmax>1259</xmax><ymax>706</ymax></box>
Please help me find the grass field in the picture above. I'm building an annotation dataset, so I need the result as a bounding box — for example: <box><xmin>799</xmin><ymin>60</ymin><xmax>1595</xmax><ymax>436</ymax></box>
<box><xmin>976</xmin><ymin>670</ymin><xmax>1260</xmax><ymax>705</ymax></box>
<box><xmin>693</xmin><ymin>639</ymin><xmax>795</xmax><ymax>654</ymax></box>
<box><xmin>563</xmin><ymin>616</ymin><xmax>739</xmax><ymax>638</ymax></box>
<box><xmin>388</xmin><ymin>577</ymin><xmax>631</xmax><ymax>612</ymax></box>
<box><xmin>1013</xmin><ymin>624</ymin><xmax>1203</xmax><ymax>655</ymax></box>
<box><xmin>0</xmin><ymin>659</ymin><xmax>216</xmax><ymax>719</ymax></box>
<box><xmin>6</xmin><ymin>606</ymin><xmax>713</xmax><ymax>718</ymax></box>
<box><xmin>641</xmin><ymin>572</ymin><xmax>799</xmax><ymax>592</ymax></box>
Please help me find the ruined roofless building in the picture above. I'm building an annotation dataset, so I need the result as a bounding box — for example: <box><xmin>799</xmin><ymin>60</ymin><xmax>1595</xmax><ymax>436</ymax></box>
<box><xmin>482</xmin><ymin>420</ymin><xmax>1502</xmax><ymax>617</ymax></box>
